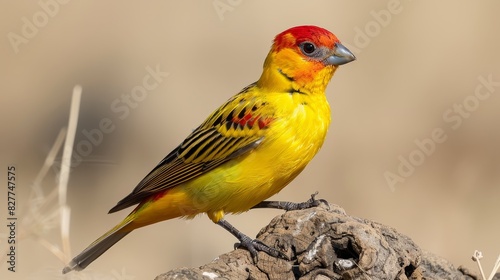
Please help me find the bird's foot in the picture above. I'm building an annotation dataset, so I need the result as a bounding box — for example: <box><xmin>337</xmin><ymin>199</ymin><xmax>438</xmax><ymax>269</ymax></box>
<box><xmin>217</xmin><ymin>219</ymin><xmax>287</xmax><ymax>262</ymax></box>
<box><xmin>234</xmin><ymin>234</ymin><xmax>288</xmax><ymax>262</ymax></box>
<box><xmin>252</xmin><ymin>192</ymin><xmax>328</xmax><ymax>211</ymax></box>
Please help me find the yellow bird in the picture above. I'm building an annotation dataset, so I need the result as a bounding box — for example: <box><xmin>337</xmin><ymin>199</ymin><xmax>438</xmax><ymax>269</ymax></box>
<box><xmin>63</xmin><ymin>25</ymin><xmax>355</xmax><ymax>273</ymax></box>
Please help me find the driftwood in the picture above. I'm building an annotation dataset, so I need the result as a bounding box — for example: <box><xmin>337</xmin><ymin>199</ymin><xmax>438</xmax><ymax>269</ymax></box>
<box><xmin>155</xmin><ymin>202</ymin><xmax>486</xmax><ymax>280</ymax></box>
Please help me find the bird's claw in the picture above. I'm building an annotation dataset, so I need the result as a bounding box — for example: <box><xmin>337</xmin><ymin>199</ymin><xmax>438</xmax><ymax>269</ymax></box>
<box><xmin>284</xmin><ymin>192</ymin><xmax>329</xmax><ymax>211</ymax></box>
<box><xmin>251</xmin><ymin>192</ymin><xmax>329</xmax><ymax>211</ymax></box>
<box><xmin>302</xmin><ymin>192</ymin><xmax>329</xmax><ymax>209</ymax></box>
<box><xmin>235</xmin><ymin>236</ymin><xmax>288</xmax><ymax>262</ymax></box>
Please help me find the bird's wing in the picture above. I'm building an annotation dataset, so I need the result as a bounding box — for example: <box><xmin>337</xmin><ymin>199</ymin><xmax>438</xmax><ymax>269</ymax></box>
<box><xmin>109</xmin><ymin>83</ymin><xmax>275</xmax><ymax>213</ymax></box>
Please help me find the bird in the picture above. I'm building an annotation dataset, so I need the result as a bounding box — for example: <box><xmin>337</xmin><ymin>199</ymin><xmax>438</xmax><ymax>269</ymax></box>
<box><xmin>62</xmin><ymin>25</ymin><xmax>355</xmax><ymax>273</ymax></box>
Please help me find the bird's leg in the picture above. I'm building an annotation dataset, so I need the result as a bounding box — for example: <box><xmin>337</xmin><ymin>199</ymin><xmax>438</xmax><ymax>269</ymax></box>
<box><xmin>216</xmin><ymin>219</ymin><xmax>288</xmax><ymax>261</ymax></box>
<box><xmin>252</xmin><ymin>192</ymin><xmax>328</xmax><ymax>211</ymax></box>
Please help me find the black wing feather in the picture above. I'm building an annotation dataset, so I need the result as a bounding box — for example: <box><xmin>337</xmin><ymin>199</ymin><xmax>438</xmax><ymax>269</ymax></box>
<box><xmin>108</xmin><ymin>84</ymin><xmax>272</xmax><ymax>213</ymax></box>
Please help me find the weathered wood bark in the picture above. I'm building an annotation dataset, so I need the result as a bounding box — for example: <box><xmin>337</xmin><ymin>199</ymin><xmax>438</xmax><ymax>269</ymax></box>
<box><xmin>155</xmin><ymin>203</ymin><xmax>486</xmax><ymax>280</ymax></box>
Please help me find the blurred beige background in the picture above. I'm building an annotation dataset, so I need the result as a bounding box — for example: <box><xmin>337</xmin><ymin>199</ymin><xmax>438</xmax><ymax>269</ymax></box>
<box><xmin>1</xmin><ymin>1</ymin><xmax>500</xmax><ymax>279</ymax></box>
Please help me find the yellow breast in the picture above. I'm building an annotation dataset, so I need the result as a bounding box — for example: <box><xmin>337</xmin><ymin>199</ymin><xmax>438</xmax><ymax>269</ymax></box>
<box><xmin>193</xmin><ymin>90</ymin><xmax>331</xmax><ymax>215</ymax></box>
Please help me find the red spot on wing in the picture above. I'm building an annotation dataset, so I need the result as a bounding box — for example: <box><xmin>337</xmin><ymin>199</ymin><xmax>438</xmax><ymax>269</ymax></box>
<box><xmin>257</xmin><ymin>117</ymin><xmax>272</xmax><ymax>129</ymax></box>
<box><xmin>232</xmin><ymin>111</ymin><xmax>273</xmax><ymax>130</ymax></box>
<box><xmin>247</xmin><ymin>116</ymin><xmax>257</xmax><ymax>127</ymax></box>
<box><xmin>238</xmin><ymin>113</ymin><xmax>253</xmax><ymax>127</ymax></box>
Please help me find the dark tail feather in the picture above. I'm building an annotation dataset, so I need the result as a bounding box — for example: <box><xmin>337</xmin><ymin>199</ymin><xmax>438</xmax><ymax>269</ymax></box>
<box><xmin>62</xmin><ymin>221</ymin><xmax>132</xmax><ymax>274</ymax></box>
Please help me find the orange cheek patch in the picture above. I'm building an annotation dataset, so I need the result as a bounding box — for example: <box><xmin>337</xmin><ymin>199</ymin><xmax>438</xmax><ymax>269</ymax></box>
<box><xmin>293</xmin><ymin>61</ymin><xmax>325</xmax><ymax>84</ymax></box>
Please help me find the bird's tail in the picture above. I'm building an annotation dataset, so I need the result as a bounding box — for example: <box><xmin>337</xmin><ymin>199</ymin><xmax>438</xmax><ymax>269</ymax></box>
<box><xmin>62</xmin><ymin>219</ymin><xmax>133</xmax><ymax>274</ymax></box>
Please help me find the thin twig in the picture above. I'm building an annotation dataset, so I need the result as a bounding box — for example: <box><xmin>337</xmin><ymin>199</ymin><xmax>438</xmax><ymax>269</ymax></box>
<box><xmin>32</xmin><ymin>127</ymin><xmax>67</xmax><ymax>198</ymax></box>
<box><xmin>472</xmin><ymin>251</ymin><xmax>486</xmax><ymax>280</ymax></box>
<box><xmin>486</xmin><ymin>254</ymin><xmax>500</xmax><ymax>280</ymax></box>
<box><xmin>58</xmin><ymin>85</ymin><xmax>82</xmax><ymax>261</ymax></box>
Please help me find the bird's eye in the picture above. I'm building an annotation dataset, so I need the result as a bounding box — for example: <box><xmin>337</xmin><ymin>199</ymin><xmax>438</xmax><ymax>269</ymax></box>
<box><xmin>300</xmin><ymin>42</ymin><xmax>317</xmax><ymax>55</ymax></box>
